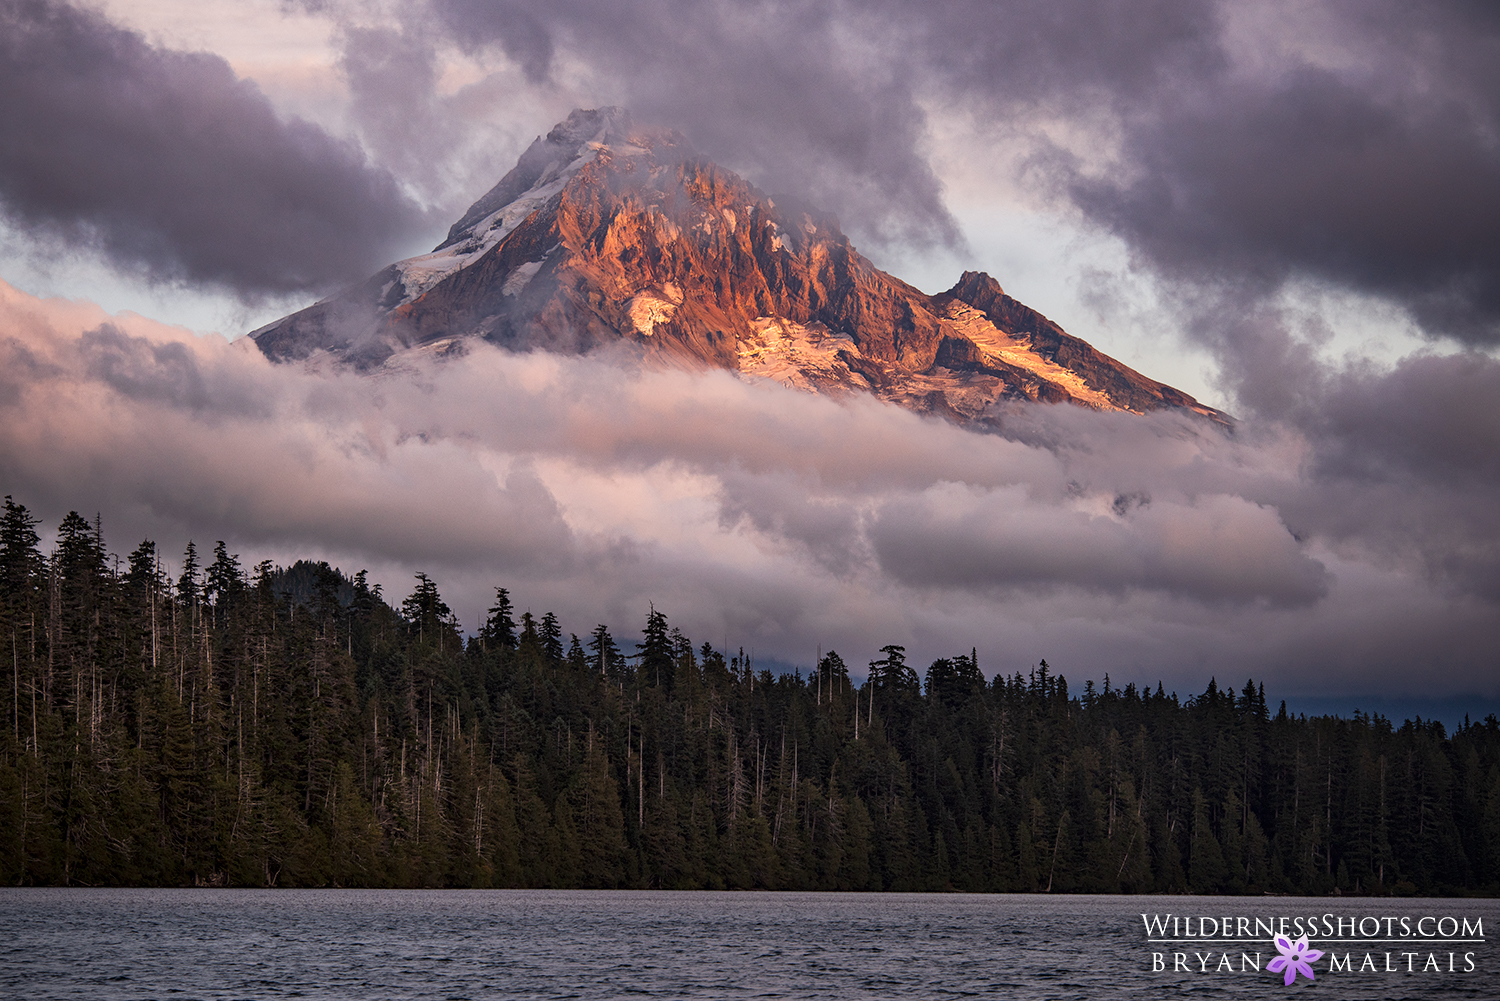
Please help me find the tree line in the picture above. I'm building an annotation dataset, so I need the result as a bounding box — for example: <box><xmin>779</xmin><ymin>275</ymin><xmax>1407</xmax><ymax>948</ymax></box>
<box><xmin>2</xmin><ymin>495</ymin><xmax>1497</xmax><ymax>893</ymax></box>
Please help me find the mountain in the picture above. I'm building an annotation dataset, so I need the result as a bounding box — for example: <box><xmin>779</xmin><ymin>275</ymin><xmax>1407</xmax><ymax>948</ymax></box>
<box><xmin>252</xmin><ymin>108</ymin><xmax>1228</xmax><ymax>426</ymax></box>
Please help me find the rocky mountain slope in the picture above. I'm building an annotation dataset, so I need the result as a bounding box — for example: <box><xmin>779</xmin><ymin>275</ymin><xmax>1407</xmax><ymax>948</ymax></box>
<box><xmin>252</xmin><ymin>108</ymin><xmax>1227</xmax><ymax>426</ymax></box>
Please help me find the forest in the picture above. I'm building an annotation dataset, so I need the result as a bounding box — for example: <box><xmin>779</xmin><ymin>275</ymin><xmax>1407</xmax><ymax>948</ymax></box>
<box><xmin>2</xmin><ymin>495</ymin><xmax>1498</xmax><ymax>893</ymax></box>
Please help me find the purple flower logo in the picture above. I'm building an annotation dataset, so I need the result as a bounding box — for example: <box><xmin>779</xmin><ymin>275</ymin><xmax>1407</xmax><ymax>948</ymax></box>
<box><xmin>1267</xmin><ymin>935</ymin><xmax>1324</xmax><ymax>985</ymax></box>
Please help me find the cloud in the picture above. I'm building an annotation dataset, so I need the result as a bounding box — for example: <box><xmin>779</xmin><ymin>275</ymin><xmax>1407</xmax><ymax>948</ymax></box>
<box><xmin>1272</xmin><ymin>347</ymin><xmax>1500</xmax><ymax>602</ymax></box>
<box><xmin>868</xmin><ymin>486</ymin><xmax>1330</xmax><ymax>606</ymax></box>
<box><xmin>425</xmin><ymin>0</ymin><xmax>963</xmax><ymax>250</ymax></box>
<box><xmin>78</xmin><ymin>323</ymin><xmax>262</xmax><ymax>417</ymax></box>
<box><xmin>1</xmin><ymin>0</ymin><xmax>1496</xmax><ymax>703</ymax></box>
<box><xmin>1071</xmin><ymin>58</ymin><xmax>1500</xmax><ymax>347</ymax></box>
<box><xmin>336</xmin><ymin>22</ymin><xmax>448</xmax><ymax>185</ymax></box>
<box><xmin>924</xmin><ymin>0</ymin><xmax>1500</xmax><ymax>348</ymax></box>
<box><xmin>10</xmin><ymin>0</ymin><xmax>1492</xmax><ymax>357</ymax></box>
<box><xmin>0</xmin><ymin>279</ymin><xmax>1494</xmax><ymax>699</ymax></box>
<box><xmin>380</xmin><ymin>0</ymin><xmax>1498</xmax><ymax>351</ymax></box>
<box><xmin>0</xmin><ymin>0</ymin><xmax>426</xmax><ymax>298</ymax></box>
<box><xmin>398</xmin><ymin>0</ymin><xmax>1223</xmax><ymax>259</ymax></box>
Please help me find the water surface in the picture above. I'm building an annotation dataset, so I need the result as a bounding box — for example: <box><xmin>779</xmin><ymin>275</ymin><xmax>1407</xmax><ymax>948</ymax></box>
<box><xmin>0</xmin><ymin>890</ymin><xmax>1491</xmax><ymax>999</ymax></box>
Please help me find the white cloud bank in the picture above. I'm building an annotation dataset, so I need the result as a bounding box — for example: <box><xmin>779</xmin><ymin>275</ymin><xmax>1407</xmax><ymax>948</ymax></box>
<box><xmin>0</xmin><ymin>279</ymin><xmax>1494</xmax><ymax>701</ymax></box>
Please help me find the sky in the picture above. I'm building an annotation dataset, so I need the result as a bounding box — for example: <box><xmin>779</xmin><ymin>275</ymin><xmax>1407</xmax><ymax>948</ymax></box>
<box><xmin>0</xmin><ymin>0</ymin><xmax>1496</xmax><ymax>721</ymax></box>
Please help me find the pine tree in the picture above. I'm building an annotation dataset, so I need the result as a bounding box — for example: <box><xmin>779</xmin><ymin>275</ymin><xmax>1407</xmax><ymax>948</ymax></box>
<box><xmin>177</xmin><ymin>541</ymin><xmax>201</xmax><ymax>612</ymax></box>
<box><xmin>642</xmin><ymin>780</ymin><xmax>689</xmax><ymax>888</ymax></box>
<box><xmin>539</xmin><ymin>612</ymin><xmax>563</xmax><ymax>664</ymax></box>
<box><xmin>203</xmin><ymin>542</ymin><xmax>244</xmax><ymax>626</ymax></box>
<box><xmin>589</xmin><ymin>624</ymin><xmax>621</xmax><ymax>679</ymax></box>
<box><xmin>400</xmin><ymin>573</ymin><xmax>451</xmax><ymax>647</ymax></box>
<box><xmin>511</xmin><ymin>754</ymin><xmax>560</xmax><ymax>887</ymax></box>
<box><xmin>639</xmin><ymin>605</ymin><xmax>671</xmax><ymax>691</ymax></box>
<box><xmin>560</xmin><ymin>633</ymin><xmax>585</xmax><ymax>674</ymax></box>
<box><xmin>0</xmin><ymin>496</ymin><xmax>43</xmax><ymax>600</ymax></box>
<box><xmin>1</xmin><ymin>497</ymin><xmax>44</xmax><ymax>763</ymax></box>
<box><xmin>1</xmin><ymin>492</ymin><xmax>1497</xmax><ymax>893</ymax></box>
<box><xmin>481</xmin><ymin>587</ymin><xmax>517</xmax><ymax>651</ymax></box>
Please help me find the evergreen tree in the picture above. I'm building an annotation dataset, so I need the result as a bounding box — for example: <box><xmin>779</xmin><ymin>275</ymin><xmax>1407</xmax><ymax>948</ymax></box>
<box><xmin>589</xmin><ymin>624</ymin><xmax>621</xmax><ymax>679</ymax></box>
<box><xmin>566</xmin><ymin>634</ymin><xmax>588</xmax><ymax>673</ymax></box>
<box><xmin>518</xmin><ymin>611</ymin><xmax>539</xmax><ymax>653</ymax></box>
<box><xmin>177</xmin><ymin>541</ymin><xmax>201</xmax><ymax>610</ymax></box>
<box><xmin>125</xmin><ymin>540</ymin><xmax>160</xmax><ymax>597</ymax></box>
<box><xmin>639</xmin><ymin>604</ymin><xmax>671</xmax><ymax>690</ymax></box>
<box><xmin>1</xmin><ymin>489</ymin><xmax>1497</xmax><ymax>893</ymax></box>
<box><xmin>203</xmin><ymin>541</ymin><xmax>245</xmax><ymax>622</ymax></box>
<box><xmin>570</xmin><ymin>727</ymin><xmax>627</xmax><ymax>886</ymax></box>
<box><xmin>481</xmin><ymin>587</ymin><xmax>517</xmax><ymax>651</ymax></box>
<box><xmin>0</xmin><ymin>495</ymin><xmax>43</xmax><ymax>600</ymax></box>
<box><xmin>869</xmin><ymin>645</ymin><xmax>919</xmax><ymax>693</ymax></box>
<box><xmin>540</xmin><ymin>612</ymin><xmax>564</xmax><ymax>664</ymax></box>
<box><xmin>401</xmin><ymin>572</ymin><xmax>451</xmax><ymax>645</ymax></box>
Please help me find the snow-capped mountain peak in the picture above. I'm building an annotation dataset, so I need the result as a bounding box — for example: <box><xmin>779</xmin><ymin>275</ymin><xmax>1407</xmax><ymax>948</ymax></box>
<box><xmin>252</xmin><ymin>108</ymin><xmax>1228</xmax><ymax>427</ymax></box>
<box><xmin>378</xmin><ymin>108</ymin><xmax>650</xmax><ymax>311</ymax></box>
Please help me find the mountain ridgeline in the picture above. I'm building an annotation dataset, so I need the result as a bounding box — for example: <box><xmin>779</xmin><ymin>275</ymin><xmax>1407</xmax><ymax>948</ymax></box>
<box><xmin>2</xmin><ymin>496</ymin><xmax>1497</xmax><ymax>892</ymax></box>
<box><xmin>252</xmin><ymin>108</ymin><xmax>1228</xmax><ymax>427</ymax></box>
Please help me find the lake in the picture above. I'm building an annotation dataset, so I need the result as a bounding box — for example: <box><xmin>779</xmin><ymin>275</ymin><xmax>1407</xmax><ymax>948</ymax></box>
<box><xmin>0</xmin><ymin>890</ymin><xmax>1492</xmax><ymax>999</ymax></box>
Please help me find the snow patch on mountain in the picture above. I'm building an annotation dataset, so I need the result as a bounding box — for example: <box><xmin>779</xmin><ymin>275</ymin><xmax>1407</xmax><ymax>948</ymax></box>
<box><xmin>737</xmin><ymin>317</ymin><xmax>866</xmax><ymax>394</ymax></box>
<box><xmin>626</xmin><ymin>284</ymin><xmax>684</xmax><ymax>336</ymax></box>
<box><xmin>501</xmin><ymin>260</ymin><xmax>545</xmax><ymax>297</ymax></box>
<box><xmin>382</xmin><ymin>108</ymin><xmax>637</xmax><ymax>310</ymax></box>
<box><xmin>939</xmin><ymin>301</ymin><xmax>1125</xmax><ymax>412</ymax></box>
<box><xmin>388</xmin><ymin>158</ymin><xmax>587</xmax><ymax>304</ymax></box>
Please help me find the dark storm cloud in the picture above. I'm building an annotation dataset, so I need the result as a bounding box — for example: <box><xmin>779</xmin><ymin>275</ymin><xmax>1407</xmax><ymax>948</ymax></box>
<box><xmin>419</xmin><ymin>0</ymin><xmax>1224</xmax><ymax>251</ymax></box>
<box><xmin>854</xmin><ymin>0</ymin><xmax>1499</xmax><ymax>348</ymax></box>
<box><xmin>861</xmin><ymin>0</ymin><xmax>1225</xmax><ymax>108</ymax></box>
<box><xmin>335</xmin><ymin>22</ymin><xmax>459</xmax><ymax>192</ymax></box>
<box><xmin>432</xmin><ymin>0</ymin><xmax>962</xmax><ymax>248</ymax></box>
<box><xmin>1072</xmin><ymin>63</ymin><xmax>1500</xmax><ymax>347</ymax></box>
<box><xmin>0</xmin><ymin>0</ymin><xmax>426</xmax><ymax>297</ymax></box>
<box><xmin>1258</xmin><ymin>336</ymin><xmax>1500</xmax><ymax>601</ymax></box>
<box><xmin>913</xmin><ymin>0</ymin><xmax>1500</xmax><ymax>347</ymax></box>
<box><xmin>412</xmin><ymin>0</ymin><xmax>1498</xmax><ymax>344</ymax></box>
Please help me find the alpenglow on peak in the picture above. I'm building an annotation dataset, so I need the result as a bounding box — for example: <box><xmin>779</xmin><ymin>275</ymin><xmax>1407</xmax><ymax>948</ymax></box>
<box><xmin>252</xmin><ymin>108</ymin><xmax>1228</xmax><ymax>427</ymax></box>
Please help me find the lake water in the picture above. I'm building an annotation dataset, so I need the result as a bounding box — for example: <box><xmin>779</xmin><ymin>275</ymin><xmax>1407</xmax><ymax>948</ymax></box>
<box><xmin>0</xmin><ymin>890</ymin><xmax>1492</xmax><ymax>999</ymax></box>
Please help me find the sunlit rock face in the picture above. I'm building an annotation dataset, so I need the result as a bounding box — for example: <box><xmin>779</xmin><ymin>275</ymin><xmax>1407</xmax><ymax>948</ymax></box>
<box><xmin>253</xmin><ymin>107</ymin><xmax>1228</xmax><ymax>426</ymax></box>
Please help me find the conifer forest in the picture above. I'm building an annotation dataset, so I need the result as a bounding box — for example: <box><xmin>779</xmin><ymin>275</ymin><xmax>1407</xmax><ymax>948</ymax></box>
<box><xmin>2</xmin><ymin>495</ymin><xmax>1498</xmax><ymax>894</ymax></box>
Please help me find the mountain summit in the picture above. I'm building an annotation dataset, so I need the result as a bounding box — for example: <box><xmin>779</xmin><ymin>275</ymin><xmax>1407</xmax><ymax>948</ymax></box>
<box><xmin>253</xmin><ymin>108</ymin><xmax>1227</xmax><ymax>425</ymax></box>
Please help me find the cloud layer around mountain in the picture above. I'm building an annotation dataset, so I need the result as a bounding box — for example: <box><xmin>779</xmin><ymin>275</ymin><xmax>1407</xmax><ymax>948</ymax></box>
<box><xmin>0</xmin><ymin>0</ymin><xmax>426</xmax><ymax>299</ymax></box>
<box><xmin>1</xmin><ymin>281</ymin><xmax>1494</xmax><ymax>701</ymax></box>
